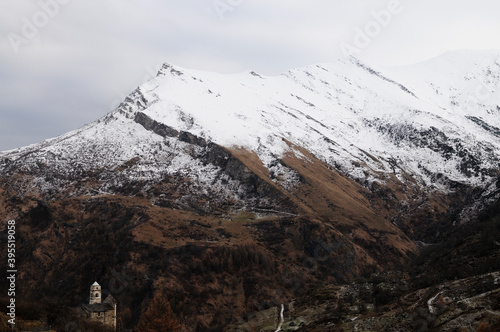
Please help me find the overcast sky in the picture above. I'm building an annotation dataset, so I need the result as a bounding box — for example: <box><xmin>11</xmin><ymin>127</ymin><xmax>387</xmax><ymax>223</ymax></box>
<box><xmin>1</xmin><ymin>0</ymin><xmax>500</xmax><ymax>151</ymax></box>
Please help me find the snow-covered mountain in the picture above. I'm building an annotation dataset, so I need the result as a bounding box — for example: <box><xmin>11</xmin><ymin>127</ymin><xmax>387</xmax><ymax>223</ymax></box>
<box><xmin>2</xmin><ymin>50</ymin><xmax>499</xmax><ymax>203</ymax></box>
<box><xmin>2</xmin><ymin>51</ymin><xmax>500</xmax><ymax>331</ymax></box>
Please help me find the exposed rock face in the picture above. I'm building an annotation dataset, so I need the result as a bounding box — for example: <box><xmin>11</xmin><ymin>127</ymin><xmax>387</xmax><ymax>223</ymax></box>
<box><xmin>134</xmin><ymin>111</ymin><xmax>181</xmax><ymax>139</ymax></box>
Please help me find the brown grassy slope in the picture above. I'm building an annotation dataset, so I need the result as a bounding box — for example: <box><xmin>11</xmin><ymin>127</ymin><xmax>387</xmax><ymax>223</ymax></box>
<box><xmin>230</xmin><ymin>143</ymin><xmax>418</xmax><ymax>267</ymax></box>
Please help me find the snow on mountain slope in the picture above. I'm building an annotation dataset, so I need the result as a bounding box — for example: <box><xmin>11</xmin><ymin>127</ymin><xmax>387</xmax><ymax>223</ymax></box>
<box><xmin>0</xmin><ymin>93</ymin><xmax>248</xmax><ymax>203</ymax></box>
<box><xmin>135</xmin><ymin>51</ymin><xmax>500</xmax><ymax>188</ymax></box>
<box><xmin>383</xmin><ymin>50</ymin><xmax>500</xmax><ymax>121</ymax></box>
<box><xmin>1</xmin><ymin>50</ymin><xmax>499</xmax><ymax>201</ymax></box>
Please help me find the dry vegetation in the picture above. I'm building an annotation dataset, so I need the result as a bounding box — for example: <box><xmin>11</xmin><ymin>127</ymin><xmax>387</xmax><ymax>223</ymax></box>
<box><xmin>0</xmin><ymin>145</ymin><xmax>497</xmax><ymax>331</ymax></box>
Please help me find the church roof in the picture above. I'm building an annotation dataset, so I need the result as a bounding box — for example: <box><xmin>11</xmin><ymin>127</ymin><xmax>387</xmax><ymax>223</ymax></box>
<box><xmin>80</xmin><ymin>303</ymin><xmax>111</xmax><ymax>313</ymax></box>
<box><xmin>92</xmin><ymin>281</ymin><xmax>100</xmax><ymax>287</ymax></box>
<box><xmin>80</xmin><ymin>295</ymin><xmax>115</xmax><ymax>314</ymax></box>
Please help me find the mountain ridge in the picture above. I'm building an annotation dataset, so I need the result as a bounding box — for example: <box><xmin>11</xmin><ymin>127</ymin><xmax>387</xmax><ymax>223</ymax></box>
<box><xmin>2</xmin><ymin>51</ymin><xmax>499</xmax><ymax>214</ymax></box>
<box><xmin>1</xmin><ymin>50</ymin><xmax>499</xmax><ymax>330</ymax></box>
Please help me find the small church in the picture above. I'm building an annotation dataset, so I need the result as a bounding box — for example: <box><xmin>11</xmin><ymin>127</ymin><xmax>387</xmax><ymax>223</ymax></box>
<box><xmin>79</xmin><ymin>282</ymin><xmax>117</xmax><ymax>330</ymax></box>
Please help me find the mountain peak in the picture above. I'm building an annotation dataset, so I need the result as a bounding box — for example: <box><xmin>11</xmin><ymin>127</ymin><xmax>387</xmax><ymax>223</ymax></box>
<box><xmin>3</xmin><ymin>51</ymin><xmax>500</xmax><ymax>195</ymax></box>
<box><xmin>157</xmin><ymin>62</ymin><xmax>185</xmax><ymax>77</ymax></box>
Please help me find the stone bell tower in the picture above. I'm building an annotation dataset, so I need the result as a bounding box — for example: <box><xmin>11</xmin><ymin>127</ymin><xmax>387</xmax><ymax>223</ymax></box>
<box><xmin>89</xmin><ymin>281</ymin><xmax>102</xmax><ymax>304</ymax></box>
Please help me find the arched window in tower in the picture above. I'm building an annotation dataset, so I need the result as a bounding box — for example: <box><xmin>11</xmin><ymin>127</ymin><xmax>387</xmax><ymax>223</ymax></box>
<box><xmin>95</xmin><ymin>293</ymin><xmax>99</xmax><ymax>297</ymax></box>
